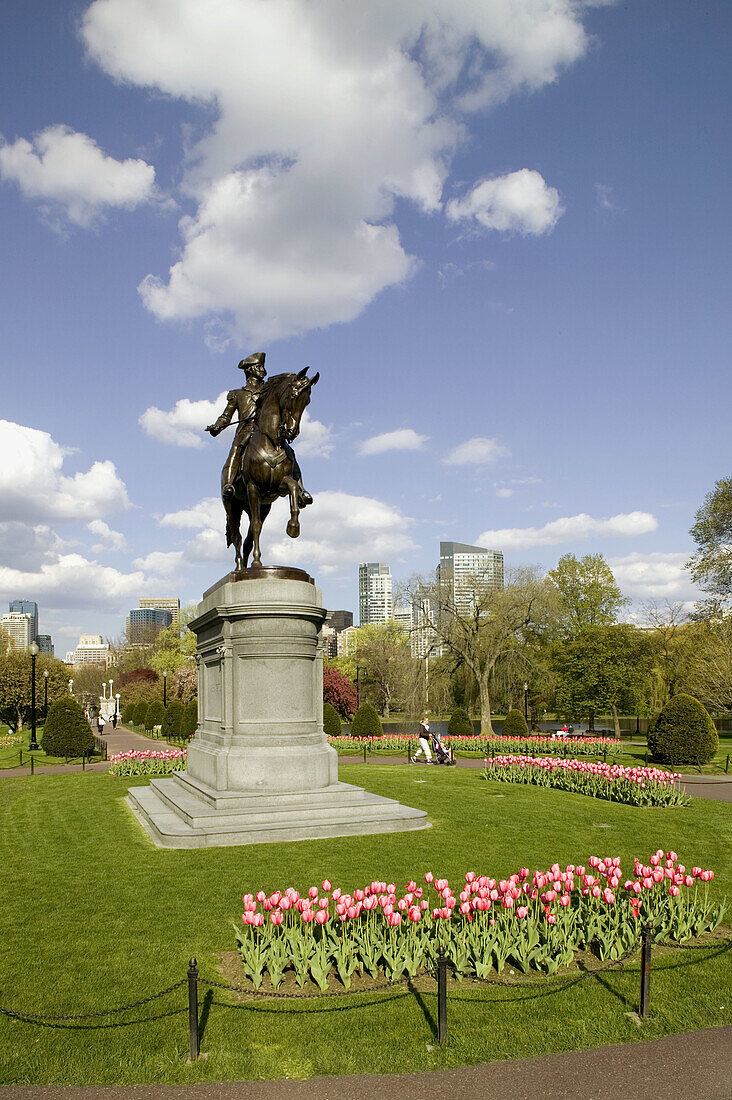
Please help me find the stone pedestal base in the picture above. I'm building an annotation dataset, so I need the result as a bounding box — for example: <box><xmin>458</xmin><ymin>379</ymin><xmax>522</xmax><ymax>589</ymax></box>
<box><xmin>127</xmin><ymin>775</ymin><xmax>428</xmax><ymax>848</ymax></box>
<box><xmin>127</xmin><ymin>570</ymin><xmax>428</xmax><ymax>848</ymax></box>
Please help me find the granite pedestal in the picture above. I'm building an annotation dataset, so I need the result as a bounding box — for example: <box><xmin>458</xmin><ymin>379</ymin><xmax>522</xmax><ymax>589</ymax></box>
<box><xmin>127</xmin><ymin>568</ymin><xmax>428</xmax><ymax>847</ymax></box>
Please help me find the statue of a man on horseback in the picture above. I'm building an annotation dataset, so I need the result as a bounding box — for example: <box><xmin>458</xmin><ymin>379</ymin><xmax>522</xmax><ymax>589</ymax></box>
<box><xmin>206</xmin><ymin>352</ymin><xmax>318</xmax><ymax>572</ymax></box>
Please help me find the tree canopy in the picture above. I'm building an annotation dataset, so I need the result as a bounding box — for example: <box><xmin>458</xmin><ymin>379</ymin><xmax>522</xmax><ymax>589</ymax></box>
<box><xmin>688</xmin><ymin>476</ymin><xmax>732</xmax><ymax>608</ymax></box>
<box><xmin>548</xmin><ymin>553</ymin><xmax>628</xmax><ymax>634</ymax></box>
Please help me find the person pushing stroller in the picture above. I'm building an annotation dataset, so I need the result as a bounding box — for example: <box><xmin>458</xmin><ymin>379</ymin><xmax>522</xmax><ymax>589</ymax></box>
<box><xmin>411</xmin><ymin>715</ymin><xmax>433</xmax><ymax>764</ymax></box>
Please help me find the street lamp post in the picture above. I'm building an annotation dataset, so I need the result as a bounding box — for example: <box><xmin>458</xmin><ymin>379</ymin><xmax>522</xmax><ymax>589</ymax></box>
<box><xmin>115</xmin><ymin>693</ymin><xmax>120</xmax><ymax>717</ymax></box>
<box><xmin>29</xmin><ymin>643</ymin><xmax>40</xmax><ymax>751</ymax></box>
<box><xmin>68</xmin><ymin>678</ymin><xmax>73</xmax><ymax>696</ymax></box>
<box><xmin>43</xmin><ymin>669</ymin><xmax>49</xmax><ymax>720</ymax></box>
<box><xmin>163</xmin><ymin>670</ymin><xmax>167</xmax><ymax>708</ymax></box>
<box><xmin>523</xmin><ymin>681</ymin><xmax>529</xmax><ymax>730</ymax></box>
<box><xmin>355</xmin><ymin>666</ymin><xmax>366</xmax><ymax>708</ymax></box>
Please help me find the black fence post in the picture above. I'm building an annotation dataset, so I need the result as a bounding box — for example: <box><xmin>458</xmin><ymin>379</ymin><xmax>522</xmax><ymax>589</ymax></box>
<box><xmin>726</xmin><ymin>754</ymin><xmax>730</xmax><ymax>775</ymax></box>
<box><xmin>437</xmin><ymin>947</ymin><xmax>448</xmax><ymax>1045</ymax></box>
<box><xmin>363</xmin><ymin>744</ymin><xmax>367</xmax><ymax>764</ymax></box>
<box><xmin>639</xmin><ymin>923</ymin><xmax>652</xmax><ymax>1019</ymax></box>
<box><xmin>30</xmin><ymin>753</ymin><xmax>35</xmax><ymax>776</ymax></box>
<box><xmin>19</xmin><ymin>749</ymin><xmax>22</xmax><ymax>767</ymax></box>
<box><xmin>188</xmin><ymin>957</ymin><xmax>200</xmax><ymax>1060</ymax></box>
<box><xmin>82</xmin><ymin>753</ymin><xmax>86</xmax><ymax>771</ymax></box>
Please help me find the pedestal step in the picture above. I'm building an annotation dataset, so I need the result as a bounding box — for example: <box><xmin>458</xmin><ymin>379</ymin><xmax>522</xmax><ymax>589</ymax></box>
<box><xmin>126</xmin><ymin>777</ymin><xmax>430</xmax><ymax>849</ymax></box>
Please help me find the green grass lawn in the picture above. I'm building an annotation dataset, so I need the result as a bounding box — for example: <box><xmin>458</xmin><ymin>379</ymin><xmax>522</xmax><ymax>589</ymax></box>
<box><xmin>0</xmin><ymin>723</ymin><xmax>105</xmax><ymax>769</ymax></box>
<box><xmin>1</xmin><ymin>764</ymin><xmax>730</xmax><ymax>1086</ymax></box>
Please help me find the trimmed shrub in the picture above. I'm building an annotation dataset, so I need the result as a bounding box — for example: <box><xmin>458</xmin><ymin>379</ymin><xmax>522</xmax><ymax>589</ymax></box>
<box><xmin>163</xmin><ymin>701</ymin><xmax>185</xmax><ymax>740</ymax></box>
<box><xmin>351</xmin><ymin>702</ymin><xmax>382</xmax><ymax>738</ymax></box>
<box><xmin>145</xmin><ymin>700</ymin><xmax>165</xmax><ymax>732</ymax></box>
<box><xmin>323</xmin><ymin>701</ymin><xmax>342</xmax><ymax>737</ymax></box>
<box><xmin>121</xmin><ymin>705</ymin><xmax>135</xmax><ymax>725</ymax></box>
<box><xmin>502</xmin><ymin>708</ymin><xmax>529</xmax><ymax>737</ymax></box>
<box><xmin>42</xmin><ymin>697</ymin><xmax>95</xmax><ymax>759</ymax></box>
<box><xmin>447</xmin><ymin>708</ymin><xmax>474</xmax><ymax>736</ymax></box>
<box><xmin>181</xmin><ymin>699</ymin><xmax>198</xmax><ymax>739</ymax></box>
<box><xmin>131</xmin><ymin>702</ymin><xmax>148</xmax><ymax>728</ymax></box>
<box><xmin>648</xmin><ymin>693</ymin><xmax>718</xmax><ymax>766</ymax></box>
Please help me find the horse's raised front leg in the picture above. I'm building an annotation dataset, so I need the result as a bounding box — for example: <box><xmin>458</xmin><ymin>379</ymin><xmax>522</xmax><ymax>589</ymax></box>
<box><xmin>283</xmin><ymin>476</ymin><xmax>300</xmax><ymax>538</ymax></box>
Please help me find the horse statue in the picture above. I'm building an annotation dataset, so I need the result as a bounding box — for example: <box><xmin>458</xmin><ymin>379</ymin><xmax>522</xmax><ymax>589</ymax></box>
<box><xmin>216</xmin><ymin>367</ymin><xmax>319</xmax><ymax>571</ymax></box>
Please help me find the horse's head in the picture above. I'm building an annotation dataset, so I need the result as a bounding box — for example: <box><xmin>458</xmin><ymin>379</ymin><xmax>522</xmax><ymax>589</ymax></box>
<box><xmin>283</xmin><ymin>367</ymin><xmax>319</xmax><ymax>442</ymax></box>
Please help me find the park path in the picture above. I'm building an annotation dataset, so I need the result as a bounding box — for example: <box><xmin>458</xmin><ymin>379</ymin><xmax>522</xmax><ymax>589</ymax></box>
<box><xmin>0</xmin><ymin>724</ymin><xmax>172</xmax><ymax>779</ymax></box>
<box><xmin>1</xmin><ymin>1025</ymin><xmax>730</xmax><ymax>1099</ymax></box>
<box><xmin>2</xmin><ymin>739</ymin><xmax>731</xmax><ymax>801</ymax></box>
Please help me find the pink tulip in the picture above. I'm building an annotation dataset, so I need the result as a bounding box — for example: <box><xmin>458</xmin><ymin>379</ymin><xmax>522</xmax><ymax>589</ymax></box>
<box><xmin>347</xmin><ymin>905</ymin><xmax>358</xmax><ymax>919</ymax></box>
<box><xmin>308</xmin><ymin>886</ymin><xmax>318</xmax><ymax>899</ymax></box>
<box><xmin>332</xmin><ymin>888</ymin><xmax>342</xmax><ymax>901</ymax></box>
<box><xmin>408</xmin><ymin>906</ymin><xmax>421</xmax><ymax>922</ymax></box>
<box><xmin>460</xmin><ymin>901</ymin><xmax>470</xmax><ymax>915</ymax></box>
<box><xmin>407</xmin><ymin>880</ymin><xmax>417</xmax><ymax>891</ymax></box>
<box><xmin>270</xmin><ymin>910</ymin><xmax>283</xmax><ymax>925</ymax></box>
<box><xmin>465</xmin><ymin>871</ymin><xmax>476</xmax><ymax>883</ymax></box>
<box><xmin>516</xmin><ymin>906</ymin><xmax>528</xmax><ymax>918</ymax></box>
<box><xmin>321</xmin><ymin>879</ymin><xmax>331</xmax><ymax>891</ymax></box>
<box><xmin>546</xmin><ymin>913</ymin><xmax>556</xmax><ymax>924</ymax></box>
<box><xmin>252</xmin><ymin>913</ymin><xmax>264</xmax><ymax>927</ymax></box>
<box><xmin>301</xmin><ymin>909</ymin><xmax>314</xmax><ymax>923</ymax></box>
<box><xmin>387</xmin><ymin>883</ymin><xmax>396</xmax><ymax>893</ymax></box>
<box><xmin>388</xmin><ymin>912</ymin><xmax>402</xmax><ymax>926</ymax></box>
<box><xmin>315</xmin><ymin>909</ymin><xmax>328</xmax><ymax>924</ymax></box>
<box><xmin>420</xmin><ymin>899</ymin><xmax>428</xmax><ymax>910</ymax></box>
<box><xmin>591</xmin><ymin>885</ymin><xmax>601</xmax><ymax>898</ymax></box>
<box><xmin>502</xmin><ymin>896</ymin><xmax>514</xmax><ymax>909</ymax></box>
<box><xmin>602</xmin><ymin>888</ymin><xmax>615</xmax><ymax>904</ymax></box>
<box><xmin>425</xmin><ymin>872</ymin><xmax>434</xmax><ymax>883</ymax></box>
<box><xmin>669</xmin><ymin>885</ymin><xmax>680</xmax><ymax>897</ymax></box>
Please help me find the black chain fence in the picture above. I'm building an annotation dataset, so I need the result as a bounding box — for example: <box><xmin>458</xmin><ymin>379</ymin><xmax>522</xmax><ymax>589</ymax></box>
<box><xmin>1</xmin><ymin>931</ymin><xmax>730</xmax><ymax>1060</ymax></box>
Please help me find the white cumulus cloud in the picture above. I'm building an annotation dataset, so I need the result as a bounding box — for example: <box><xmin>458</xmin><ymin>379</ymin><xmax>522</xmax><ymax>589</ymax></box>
<box><xmin>359</xmin><ymin>429</ymin><xmax>428</xmax><ymax>456</ymax></box>
<box><xmin>140</xmin><ymin>392</ymin><xmax>333</xmax><ymax>456</ymax></box>
<box><xmin>0</xmin><ymin>553</ymin><xmax>151</xmax><ymax>611</ymax></box>
<box><xmin>447</xmin><ymin>169</ymin><xmax>563</xmax><ymax>236</ymax></box>
<box><xmin>155</xmin><ymin>489</ymin><xmax>416</xmax><ymax>576</ymax></box>
<box><xmin>444</xmin><ymin>437</ymin><xmax>509</xmax><ymax>466</ymax></box>
<box><xmin>0</xmin><ymin>125</ymin><xmax>157</xmax><ymax>227</ymax></box>
<box><xmin>0</xmin><ymin>420</ymin><xmax>129</xmax><ymax>523</ymax></box>
<box><xmin>476</xmin><ymin>511</ymin><xmax>658</xmax><ymax>551</ymax></box>
<box><xmin>87</xmin><ymin>519</ymin><xmax>127</xmax><ymax>551</ymax></box>
<box><xmin>81</xmin><ymin>0</ymin><xmax>593</xmax><ymax>342</ymax></box>
<box><xmin>608</xmin><ymin>552</ymin><xmax>701</xmax><ymax>602</ymax></box>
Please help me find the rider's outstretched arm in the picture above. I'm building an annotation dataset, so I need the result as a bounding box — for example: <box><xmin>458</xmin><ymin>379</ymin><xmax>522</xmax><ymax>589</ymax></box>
<box><xmin>206</xmin><ymin>392</ymin><xmax>237</xmax><ymax>436</ymax></box>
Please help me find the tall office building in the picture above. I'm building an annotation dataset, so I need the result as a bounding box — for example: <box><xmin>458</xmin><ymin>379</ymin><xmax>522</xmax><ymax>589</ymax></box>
<box><xmin>358</xmin><ymin>563</ymin><xmax>393</xmax><ymax>625</ymax></box>
<box><xmin>9</xmin><ymin>600</ymin><xmax>38</xmax><ymax>641</ymax></box>
<box><xmin>410</xmin><ymin>589</ymin><xmax>439</xmax><ymax>659</ymax></box>
<box><xmin>128</xmin><ymin>607</ymin><xmax>173</xmax><ymax>645</ymax></box>
<box><xmin>138</xmin><ymin>597</ymin><xmax>181</xmax><ymax>632</ymax></box>
<box><xmin>1</xmin><ymin>612</ymin><xmax>34</xmax><ymax>650</ymax></box>
<box><xmin>37</xmin><ymin>635</ymin><xmax>54</xmax><ymax>656</ymax></box>
<box><xmin>438</xmin><ymin>542</ymin><xmax>504</xmax><ymax>613</ymax></box>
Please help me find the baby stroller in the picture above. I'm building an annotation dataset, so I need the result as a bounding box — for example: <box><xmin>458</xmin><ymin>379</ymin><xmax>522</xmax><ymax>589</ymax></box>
<box><xmin>431</xmin><ymin>732</ymin><xmax>456</xmax><ymax>766</ymax></box>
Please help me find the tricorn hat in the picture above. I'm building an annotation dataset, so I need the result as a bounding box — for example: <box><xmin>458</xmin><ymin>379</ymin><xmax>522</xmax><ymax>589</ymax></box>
<box><xmin>238</xmin><ymin>351</ymin><xmax>266</xmax><ymax>371</ymax></box>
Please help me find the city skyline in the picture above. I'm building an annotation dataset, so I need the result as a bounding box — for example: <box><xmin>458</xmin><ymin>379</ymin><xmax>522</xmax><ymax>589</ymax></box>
<box><xmin>0</xmin><ymin>2</ymin><xmax>728</xmax><ymax>649</ymax></box>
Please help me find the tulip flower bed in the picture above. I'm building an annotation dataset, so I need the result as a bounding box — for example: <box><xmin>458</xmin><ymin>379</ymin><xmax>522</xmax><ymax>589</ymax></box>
<box><xmin>109</xmin><ymin>748</ymin><xmax>187</xmax><ymax>776</ymax></box>
<box><xmin>235</xmin><ymin>852</ymin><xmax>723</xmax><ymax>990</ymax></box>
<box><xmin>482</xmin><ymin>754</ymin><xmax>688</xmax><ymax>807</ymax></box>
<box><xmin>0</xmin><ymin>732</ymin><xmax>22</xmax><ymax>748</ymax></box>
<box><xmin>328</xmin><ymin>733</ymin><xmax>621</xmax><ymax>758</ymax></box>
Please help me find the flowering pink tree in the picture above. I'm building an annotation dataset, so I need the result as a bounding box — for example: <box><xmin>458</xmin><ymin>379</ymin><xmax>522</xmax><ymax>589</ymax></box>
<box><xmin>323</xmin><ymin>665</ymin><xmax>357</xmax><ymax>719</ymax></box>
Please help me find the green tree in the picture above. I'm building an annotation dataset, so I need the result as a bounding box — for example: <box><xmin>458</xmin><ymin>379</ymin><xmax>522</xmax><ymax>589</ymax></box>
<box><xmin>145</xmin><ymin>700</ymin><xmax>165</xmax><ymax>732</ymax></box>
<box><xmin>181</xmin><ymin>698</ymin><xmax>198</xmax><ymax>738</ymax></box>
<box><xmin>42</xmin><ymin>697</ymin><xmax>95</xmax><ymax>759</ymax></box>
<box><xmin>502</xmin><ymin>708</ymin><xmax>529</xmax><ymax>736</ymax></box>
<box><xmin>353</xmin><ymin>621</ymin><xmax>417</xmax><ymax>717</ymax></box>
<box><xmin>0</xmin><ymin>651</ymin><xmax>70</xmax><ymax>730</ymax></box>
<box><xmin>552</xmin><ymin>624</ymin><xmax>654</xmax><ymax>735</ymax></box>
<box><xmin>163</xmin><ymin>700</ymin><xmax>185</xmax><ymax>739</ymax></box>
<box><xmin>548</xmin><ymin>553</ymin><xmax>628</xmax><ymax>634</ymax></box>
<box><xmin>149</xmin><ymin>606</ymin><xmax>198</xmax><ymax>676</ymax></box>
<box><xmin>688</xmin><ymin>476</ymin><xmax>732</xmax><ymax>608</ymax></box>
<box><xmin>683</xmin><ymin>616</ymin><xmax>732</xmax><ymax>712</ymax></box>
<box><xmin>447</xmin><ymin>708</ymin><xmax>473</xmax><ymax>735</ymax></box>
<box><xmin>408</xmin><ymin>567</ymin><xmax>560</xmax><ymax>734</ymax></box>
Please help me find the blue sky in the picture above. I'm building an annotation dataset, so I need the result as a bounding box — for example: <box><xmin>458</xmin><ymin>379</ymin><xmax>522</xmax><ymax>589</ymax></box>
<box><xmin>0</xmin><ymin>1</ymin><xmax>729</xmax><ymax>653</ymax></box>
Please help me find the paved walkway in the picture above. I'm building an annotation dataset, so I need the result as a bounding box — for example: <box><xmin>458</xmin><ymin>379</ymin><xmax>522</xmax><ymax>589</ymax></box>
<box><xmin>0</xmin><ymin>725</ymin><xmax>173</xmax><ymax>778</ymax></box>
<box><xmin>1</xmin><ymin>1026</ymin><xmax>730</xmax><ymax>1099</ymax></box>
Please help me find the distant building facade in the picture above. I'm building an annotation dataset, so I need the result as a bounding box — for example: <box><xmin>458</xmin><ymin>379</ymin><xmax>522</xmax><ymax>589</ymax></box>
<box><xmin>438</xmin><ymin>541</ymin><xmax>504</xmax><ymax>613</ymax></box>
<box><xmin>66</xmin><ymin>635</ymin><xmax>111</xmax><ymax>668</ymax></box>
<box><xmin>127</xmin><ymin>607</ymin><xmax>173</xmax><ymax>645</ymax></box>
<box><xmin>9</xmin><ymin>599</ymin><xmax>38</xmax><ymax>641</ymax></box>
<box><xmin>410</xmin><ymin>589</ymin><xmax>439</xmax><ymax>659</ymax></box>
<box><xmin>138</xmin><ymin>597</ymin><xmax>181</xmax><ymax>632</ymax></box>
<box><xmin>324</xmin><ymin>610</ymin><xmax>353</xmax><ymax>634</ymax></box>
<box><xmin>1</xmin><ymin>612</ymin><xmax>34</xmax><ymax>650</ymax></box>
<box><xmin>337</xmin><ymin>625</ymin><xmax>359</xmax><ymax>657</ymax></box>
<box><xmin>358</xmin><ymin>563</ymin><xmax>393</xmax><ymax>626</ymax></box>
<box><xmin>36</xmin><ymin>635</ymin><xmax>54</xmax><ymax>656</ymax></box>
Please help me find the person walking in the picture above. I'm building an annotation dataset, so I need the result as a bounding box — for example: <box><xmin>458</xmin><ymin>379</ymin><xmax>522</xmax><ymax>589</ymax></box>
<box><xmin>97</xmin><ymin>713</ymin><xmax>105</xmax><ymax>736</ymax></box>
<box><xmin>411</xmin><ymin>714</ymin><xmax>433</xmax><ymax>764</ymax></box>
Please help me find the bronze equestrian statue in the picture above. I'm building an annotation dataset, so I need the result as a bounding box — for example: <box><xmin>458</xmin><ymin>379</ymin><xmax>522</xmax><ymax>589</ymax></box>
<box><xmin>206</xmin><ymin>352</ymin><xmax>318</xmax><ymax>571</ymax></box>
